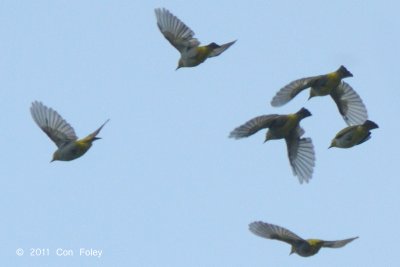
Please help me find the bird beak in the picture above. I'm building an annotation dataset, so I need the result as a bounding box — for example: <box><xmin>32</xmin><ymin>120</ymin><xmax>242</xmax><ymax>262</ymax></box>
<box><xmin>175</xmin><ymin>66</ymin><xmax>181</xmax><ymax>71</ymax></box>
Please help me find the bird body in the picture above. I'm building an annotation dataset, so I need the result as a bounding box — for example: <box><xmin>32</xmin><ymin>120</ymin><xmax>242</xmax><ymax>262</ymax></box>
<box><xmin>30</xmin><ymin>101</ymin><xmax>109</xmax><ymax>162</ymax></box>
<box><xmin>271</xmin><ymin>66</ymin><xmax>368</xmax><ymax>125</ymax></box>
<box><xmin>309</xmin><ymin>69</ymin><xmax>343</xmax><ymax>97</ymax></box>
<box><xmin>290</xmin><ymin>239</ymin><xmax>324</xmax><ymax>256</ymax></box>
<box><xmin>249</xmin><ymin>221</ymin><xmax>358</xmax><ymax>257</ymax></box>
<box><xmin>265</xmin><ymin>111</ymin><xmax>307</xmax><ymax>141</ymax></box>
<box><xmin>51</xmin><ymin>122</ymin><xmax>107</xmax><ymax>161</ymax></box>
<box><xmin>229</xmin><ymin>108</ymin><xmax>315</xmax><ymax>183</ymax></box>
<box><xmin>53</xmin><ymin>140</ymin><xmax>92</xmax><ymax>162</ymax></box>
<box><xmin>179</xmin><ymin>45</ymin><xmax>210</xmax><ymax>67</ymax></box>
<box><xmin>155</xmin><ymin>8</ymin><xmax>236</xmax><ymax>69</ymax></box>
<box><xmin>330</xmin><ymin>120</ymin><xmax>378</xmax><ymax>148</ymax></box>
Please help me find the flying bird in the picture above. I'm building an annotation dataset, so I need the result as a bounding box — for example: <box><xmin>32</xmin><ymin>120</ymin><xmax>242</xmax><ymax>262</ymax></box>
<box><xmin>329</xmin><ymin>120</ymin><xmax>378</xmax><ymax>148</ymax></box>
<box><xmin>229</xmin><ymin>108</ymin><xmax>315</xmax><ymax>183</ymax></box>
<box><xmin>271</xmin><ymin>66</ymin><xmax>368</xmax><ymax>126</ymax></box>
<box><xmin>249</xmin><ymin>221</ymin><xmax>358</xmax><ymax>257</ymax></box>
<box><xmin>30</xmin><ymin>101</ymin><xmax>109</xmax><ymax>162</ymax></box>
<box><xmin>155</xmin><ymin>8</ymin><xmax>236</xmax><ymax>69</ymax></box>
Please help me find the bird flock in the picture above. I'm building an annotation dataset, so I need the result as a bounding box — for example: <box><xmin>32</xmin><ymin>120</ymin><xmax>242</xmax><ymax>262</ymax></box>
<box><xmin>29</xmin><ymin>7</ymin><xmax>379</xmax><ymax>258</ymax></box>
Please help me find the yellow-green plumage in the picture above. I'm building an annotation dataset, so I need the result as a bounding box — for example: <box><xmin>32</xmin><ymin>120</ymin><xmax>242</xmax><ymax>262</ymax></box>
<box><xmin>310</xmin><ymin>71</ymin><xmax>341</xmax><ymax>97</ymax></box>
<box><xmin>194</xmin><ymin>46</ymin><xmax>213</xmax><ymax>63</ymax></box>
<box><xmin>306</xmin><ymin>239</ymin><xmax>324</xmax><ymax>247</ymax></box>
<box><xmin>75</xmin><ymin>139</ymin><xmax>94</xmax><ymax>153</ymax></box>
<box><xmin>330</xmin><ymin>120</ymin><xmax>378</xmax><ymax>148</ymax></box>
<box><xmin>265</xmin><ymin>113</ymin><xmax>300</xmax><ymax>141</ymax></box>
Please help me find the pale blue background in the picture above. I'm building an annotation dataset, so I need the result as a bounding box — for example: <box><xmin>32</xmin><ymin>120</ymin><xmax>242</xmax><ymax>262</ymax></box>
<box><xmin>1</xmin><ymin>0</ymin><xmax>398</xmax><ymax>266</ymax></box>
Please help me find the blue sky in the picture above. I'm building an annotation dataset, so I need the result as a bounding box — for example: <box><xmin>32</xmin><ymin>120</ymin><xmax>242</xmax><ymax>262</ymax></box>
<box><xmin>1</xmin><ymin>0</ymin><xmax>399</xmax><ymax>266</ymax></box>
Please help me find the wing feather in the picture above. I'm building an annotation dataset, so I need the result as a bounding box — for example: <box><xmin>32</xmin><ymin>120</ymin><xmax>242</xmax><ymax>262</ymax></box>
<box><xmin>155</xmin><ymin>8</ymin><xmax>200</xmax><ymax>52</ymax></box>
<box><xmin>285</xmin><ymin>129</ymin><xmax>315</xmax><ymax>183</ymax></box>
<box><xmin>30</xmin><ymin>101</ymin><xmax>77</xmax><ymax>147</ymax></box>
<box><xmin>229</xmin><ymin>115</ymin><xmax>279</xmax><ymax>139</ymax></box>
<box><xmin>271</xmin><ymin>76</ymin><xmax>320</xmax><ymax>107</ymax></box>
<box><xmin>331</xmin><ymin>82</ymin><xmax>368</xmax><ymax>126</ymax></box>
<box><xmin>249</xmin><ymin>221</ymin><xmax>303</xmax><ymax>245</ymax></box>
<box><xmin>322</xmin><ymin>237</ymin><xmax>358</xmax><ymax>248</ymax></box>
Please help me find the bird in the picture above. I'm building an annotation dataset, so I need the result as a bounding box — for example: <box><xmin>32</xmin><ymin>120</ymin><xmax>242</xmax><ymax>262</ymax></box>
<box><xmin>155</xmin><ymin>8</ymin><xmax>236</xmax><ymax>69</ymax></box>
<box><xmin>271</xmin><ymin>66</ymin><xmax>368</xmax><ymax>126</ymax></box>
<box><xmin>229</xmin><ymin>107</ymin><xmax>315</xmax><ymax>183</ymax></box>
<box><xmin>249</xmin><ymin>221</ymin><xmax>358</xmax><ymax>257</ymax></box>
<box><xmin>329</xmin><ymin>120</ymin><xmax>378</xmax><ymax>148</ymax></box>
<box><xmin>30</xmin><ymin>101</ymin><xmax>109</xmax><ymax>162</ymax></box>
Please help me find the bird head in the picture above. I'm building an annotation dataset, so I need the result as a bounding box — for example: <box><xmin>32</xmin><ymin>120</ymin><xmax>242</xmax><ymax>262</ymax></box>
<box><xmin>264</xmin><ymin>131</ymin><xmax>273</xmax><ymax>143</ymax></box>
<box><xmin>308</xmin><ymin>90</ymin><xmax>318</xmax><ymax>100</ymax></box>
<box><xmin>337</xmin><ymin>65</ymin><xmax>353</xmax><ymax>78</ymax></box>
<box><xmin>51</xmin><ymin>151</ymin><xmax>60</xmax><ymax>162</ymax></box>
<box><xmin>329</xmin><ymin>140</ymin><xmax>337</xmax><ymax>149</ymax></box>
<box><xmin>176</xmin><ymin>59</ymin><xmax>184</xmax><ymax>70</ymax></box>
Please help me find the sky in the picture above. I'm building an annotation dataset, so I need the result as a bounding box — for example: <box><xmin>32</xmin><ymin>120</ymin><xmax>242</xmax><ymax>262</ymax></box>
<box><xmin>1</xmin><ymin>0</ymin><xmax>399</xmax><ymax>266</ymax></box>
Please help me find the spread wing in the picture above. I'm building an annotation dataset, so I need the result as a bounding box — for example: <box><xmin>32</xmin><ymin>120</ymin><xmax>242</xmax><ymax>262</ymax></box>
<box><xmin>229</xmin><ymin>115</ymin><xmax>279</xmax><ymax>139</ymax></box>
<box><xmin>322</xmin><ymin>237</ymin><xmax>358</xmax><ymax>248</ymax></box>
<box><xmin>271</xmin><ymin>76</ymin><xmax>321</xmax><ymax>107</ymax></box>
<box><xmin>285</xmin><ymin>127</ymin><xmax>315</xmax><ymax>184</ymax></box>
<box><xmin>155</xmin><ymin>8</ymin><xmax>200</xmax><ymax>52</ymax></box>
<box><xmin>249</xmin><ymin>221</ymin><xmax>303</xmax><ymax>245</ymax></box>
<box><xmin>330</xmin><ymin>82</ymin><xmax>368</xmax><ymax>126</ymax></box>
<box><xmin>30</xmin><ymin>101</ymin><xmax>77</xmax><ymax>147</ymax></box>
